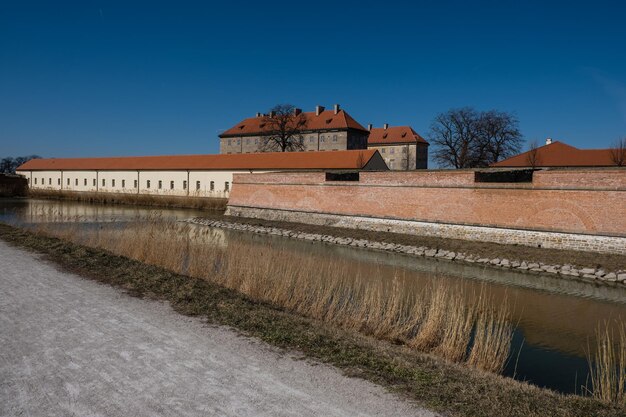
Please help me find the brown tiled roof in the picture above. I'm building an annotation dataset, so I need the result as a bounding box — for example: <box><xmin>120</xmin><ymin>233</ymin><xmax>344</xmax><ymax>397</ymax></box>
<box><xmin>367</xmin><ymin>126</ymin><xmax>429</xmax><ymax>145</ymax></box>
<box><xmin>491</xmin><ymin>141</ymin><xmax>617</xmax><ymax>167</ymax></box>
<box><xmin>17</xmin><ymin>150</ymin><xmax>380</xmax><ymax>171</ymax></box>
<box><xmin>220</xmin><ymin>109</ymin><xmax>368</xmax><ymax>137</ymax></box>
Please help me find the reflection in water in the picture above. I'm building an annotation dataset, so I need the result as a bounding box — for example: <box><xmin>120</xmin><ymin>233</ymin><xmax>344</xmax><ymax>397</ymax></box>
<box><xmin>1</xmin><ymin>198</ymin><xmax>625</xmax><ymax>394</ymax></box>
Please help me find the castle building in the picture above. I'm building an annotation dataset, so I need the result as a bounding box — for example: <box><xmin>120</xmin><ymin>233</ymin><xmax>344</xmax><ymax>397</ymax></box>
<box><xmin>219</xmin><ymin>105</ymin><xmax>369</xmax><ymax>154</ymax></box>
<box><xmin>218</xmin><ymin>104</ymin><xmax>429</xmax><ymax>169</ymax></box>
<box><xmin>366</xmin><ymin>124</ymin><xmax>429</xmax><ymax>170</ymax></box>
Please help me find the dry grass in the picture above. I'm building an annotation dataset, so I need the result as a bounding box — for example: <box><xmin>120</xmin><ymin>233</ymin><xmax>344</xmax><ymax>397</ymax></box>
<box><xmin>587</xmin><ymin>319</ymin><xmax>626</xmax><ymax>404</ymax></box>
<box><xmin>33</xmin><ymin>216</ymin><xmax>516</xmax><ymax>374</ymax></box>
<box><xmin>28</xmin><ymin>189</ymin><xmax>227</xmax><ymax>211</ymax></box>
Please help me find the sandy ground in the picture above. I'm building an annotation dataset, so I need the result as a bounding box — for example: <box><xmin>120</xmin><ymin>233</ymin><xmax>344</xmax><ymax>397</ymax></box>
<box><xmin>0</xmin><ymin>241</ymin><xmax>437</xmax><ymax>417</ymax></box>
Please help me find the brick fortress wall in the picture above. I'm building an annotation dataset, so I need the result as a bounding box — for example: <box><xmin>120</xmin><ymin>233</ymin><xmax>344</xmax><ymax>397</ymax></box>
<box><xmin>226</xmin><ymin>169</ymin><xmax>626</xmax><ymax>254</ymax></box>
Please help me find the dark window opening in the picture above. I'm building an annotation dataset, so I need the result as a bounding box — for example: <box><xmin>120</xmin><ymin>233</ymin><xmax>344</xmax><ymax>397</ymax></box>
<box><xmin>475</xmin><ymin>169</ymin><xmax>535</xmax><ymax>183</ymax></box>
<box><xmin>325</xmin><ymin>171</ymin><xmax>360</xmax><ymax>182</ymax></box>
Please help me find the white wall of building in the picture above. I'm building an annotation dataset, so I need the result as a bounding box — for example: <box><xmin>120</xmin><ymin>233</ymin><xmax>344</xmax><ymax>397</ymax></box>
<box><xmin>17</xmin><ymin>169</ymin><xmax>268</xmax><ymax>198</ymax></box>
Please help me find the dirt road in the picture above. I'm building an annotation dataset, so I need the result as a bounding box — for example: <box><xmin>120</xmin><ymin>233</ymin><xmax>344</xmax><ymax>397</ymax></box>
<box><xmin>0</xmin><ymin>240</ymin><xmax>436</xmax><ymax>417</ymax></box>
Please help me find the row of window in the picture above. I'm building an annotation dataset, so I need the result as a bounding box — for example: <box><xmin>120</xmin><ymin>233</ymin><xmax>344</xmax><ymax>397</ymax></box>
<box><xmin>380</xmin><ymin>147</ymin><xmax>408</xmax><ymax>154</ymax></box>
<box><xmin>30</xmin><ymin>177</ymin><xmax>230</xmax><ymax>192</ymax></box>
<box><xmin>227</xmin><ymin>134</ymin><xmax>340</xmax><ymax>146</ymax></box>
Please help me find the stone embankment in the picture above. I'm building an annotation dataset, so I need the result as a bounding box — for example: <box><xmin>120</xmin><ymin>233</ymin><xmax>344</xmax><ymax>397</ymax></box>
<box><xmin>187</xmin><ymin>218</ymin><xmax>626</xmax><ymax>286</ymax></box>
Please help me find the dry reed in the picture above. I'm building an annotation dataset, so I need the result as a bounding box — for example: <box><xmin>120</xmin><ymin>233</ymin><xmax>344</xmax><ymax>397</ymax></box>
<box><xmin>31</xmin><ymin>215</ymin><xmax>516</xmax><ymax>375</ymax></box>
<box><xmin>587</xmin><ymin>319</ymin><xmax>626</xmax><ymax>404</ymax></box>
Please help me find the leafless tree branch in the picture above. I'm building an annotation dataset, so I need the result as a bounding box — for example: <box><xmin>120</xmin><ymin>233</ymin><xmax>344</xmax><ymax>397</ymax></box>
<box><xmin>258</xmin><ymin>104</ymin><xmax>308</xmax><ymax>152</ymax></box>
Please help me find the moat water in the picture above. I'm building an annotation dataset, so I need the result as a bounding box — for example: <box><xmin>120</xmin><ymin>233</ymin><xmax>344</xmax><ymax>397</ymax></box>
<box><xmin>1</xmin><ymin>198</ymin><xmax>625</xmax><ymax>395</ymax></box>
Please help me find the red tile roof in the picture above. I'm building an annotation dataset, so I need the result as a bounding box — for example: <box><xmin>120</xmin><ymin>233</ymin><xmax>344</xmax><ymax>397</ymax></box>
<box><xmin>367</xmin><ymin>126</ymin><xmax>429</xmax><ymax>145</ymax></box>
<box><xmin>491</xmin><ymin>141</ymin><xmax>617</xmax><ymax>167</ymax></box>
<box><xmin>220</xmin><ymin>109</ymin><xmax>368</xmax><ymax>137</ymax></box>
<box><xmin>17</xmin><ymin>150</ymin><xmax>381</xmax><ymax>171</ymax></box>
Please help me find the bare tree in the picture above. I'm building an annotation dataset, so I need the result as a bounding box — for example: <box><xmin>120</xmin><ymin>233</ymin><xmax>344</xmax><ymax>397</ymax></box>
<box><xmin>429</xmin><ymin>108</ymin><xmax>481</xmax><ymax>168</ymax></box>
<box><xmin>0</xmin><ymin>155</ymin><xmax>41</xmax><ymax>174</ymax></box>
<box><xmin>259</xmin><ymin>104</ymin><xmax>308</xmax><ymax>152</ymax></box>
<box><xmin>0</xmin><ymin>157</ymin><xmax>14</xmax><ymax>174</ymax></box>
<box><xmin>479</xmin><ymin>110</ymin><xmax>523</xmax><ymax>165</ymax></box>
<box><xmin>526</xmin><ymin>140</ymin><xmax>541</xmax><ymax>168</ymax></box>
<box><xmin>428</xmin><ymin>107</ymin><xmax>523</xmax><ymax>168</ymax></box>
<box><xmin>609</xmin><ymin>137</ymin><xmax>626</xmax><ymax>166</ymax></box>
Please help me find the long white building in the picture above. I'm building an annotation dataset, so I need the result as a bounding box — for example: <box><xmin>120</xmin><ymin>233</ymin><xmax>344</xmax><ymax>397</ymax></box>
<box><xmin>16</xmin><ymin>150</ymin><xmax>387</xmax><ymax>198</ymax></box>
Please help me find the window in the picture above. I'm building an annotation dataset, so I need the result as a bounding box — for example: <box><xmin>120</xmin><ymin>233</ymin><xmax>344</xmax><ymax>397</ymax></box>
<box><xmin>183</xmin><ymin>180</ymin><xmax>187</xmax><ymax>190</ymax></box>
<box><xmin>93</xmin><ymin>179</ymin><xmax>96</xmax><ymax>186</ymax></box>
<box><xmin>333</xmin><ymin>135</ymin><xmax>337</xmax><ymax>142</ymax></box>
<box><xmin>134</xmin><ymin>179</ymin><xmax>138</xmax><ymax>188</ymax></box>
<box><xmin>102</xmin><ymin>179</ymin><xmax>106</xmax><ymax>187</ymax></box>
<box><xmin>34</xmin><ymin>178</ymin><xmax>37</xmax><ymax>185</ymax></box>
<box><xmin>58</xmin><ymin>178</ymin><xmax>61</xmax><ymax>185</ymax></box>
<box><xmin>84</xmin><ymin>178</ymin><xmax>87</xmax><ymax>186</ymax></box>
<box><xmin>381</xmin><ymin>148</ymin><xmax>386</xmax><ymax>154</ymax></box>
<box><xmin>49</xmin><ymin>178</ymin><xmax>52</xmax><ymax>185</ymax></box>
<box><xmin>67</xmin><ymin>178</ymin><xmax>70</xmax><ymax>186</ymax></box>
<box><xmin>254</xmin><ymin>138</ymin><xmax>258</xmax><ymax>144</ymax></box>
<box><xmin>75</xmin><ymin>178</ymin><xmax>78</xmax><ymax>186</ymax></box>
<box><xmin>228</xmin><ymin>139</ymin><xmax>232</xmax><ymax>146</ymax></box>
<box><xmin>402</xmin><ymin>147</ymin><xmax>407</xmax><ymax>153</ymax></box>
<box><xmin>146</xmin><ymin>180</ymin><xmax>151</xmax><ymax>189</ymax></box>
<box><xmin>236</xmin><ymin>139</ymin><xmax>240</xmax><ymax>145</ymax></box>
<box><xmin>224</xmin><ymin>181</ymin><xmax>230</xmax><ymax>192</ymax></box>
<box><xmin>196</xmin><ymin>181</ymin><xmax>200</xmax><ymax>191</ymax></box>
<box><xmin>122</xmin><ymin>180</ymin><xmax>125</xmax><ymax>188</ymax></box>
<box><xmin>390</xmin><ymin>148</ymin><xmax>395</xmax><ymax>154</ymax></box>
<box><xmin>170</xmin><ymin>180</ymin><xmax>174</xmax><ymax>190</ymax></box>
<box><xmin>310</xmin><ymin>136</ymin><xmax>314</xmax><ymax>143</ymax></box>
<box><xmin>158</xmin><ymin>180</ymin><xmax>162</xmax><ymax>189</ymax></box>
<box><xmin>112</xmin><ymin>179</ymin><xmax>116</xmax><ymax>187</ymax></box>
<box><xmin>210</xmin><ymin>181</ymin><xmax>214</xmax><ymax>191</ymax></box>
<box><xmin>320</xmin><ymin>135</ymin><xmax>325</xmax><ymax>142</ymax></box>
<box><xmin>246</xmin><ymin>138</ymin><xmax>250</xmax><ymax>144</ymax></box>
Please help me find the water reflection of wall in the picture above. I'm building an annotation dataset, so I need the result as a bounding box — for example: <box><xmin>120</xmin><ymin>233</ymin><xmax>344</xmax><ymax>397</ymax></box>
<box><xmin>0</xmin><ymin>199</ymin><xmax>207</xmax><ymax>224</ymax></box>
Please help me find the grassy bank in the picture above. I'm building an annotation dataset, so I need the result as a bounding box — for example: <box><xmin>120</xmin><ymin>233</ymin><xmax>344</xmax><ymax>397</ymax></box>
<box><xmin>28</xmin><ymin>189</ymin><xmax>227</xmax><ymax>211</ymax></box>
<box><xmin>1</xmin><ymin>223</ymin><xmax>623</xmax><ymax>417</ymax></box>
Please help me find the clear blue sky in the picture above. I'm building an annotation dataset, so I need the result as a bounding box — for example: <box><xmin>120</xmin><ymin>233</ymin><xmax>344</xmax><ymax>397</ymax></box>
<box><xmin>1</xmin><ymin>1</ymin><xmax>625</xmax><ymax>161</ymax></box>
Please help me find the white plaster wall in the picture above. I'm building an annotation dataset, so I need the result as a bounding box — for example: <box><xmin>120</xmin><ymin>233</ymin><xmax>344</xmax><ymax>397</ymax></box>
<box><xmin>188</xmin><ymin>171</ymin><xmax>236</xmax><ymax>197</ymax></box>
<box><xmin>99</xmin><ymin>171</ymin><xmax>142</xmax><ymax>194</ymax></box>
<box><xmin>62</xmin><ymin>171</ymin><xmax>98</xmax><ymax>192</ymax></box>
<box><xmin>22</xmin><ymin>171</ymin><xmax>62</xmax><ymax>190</ymax></box>
<box><xmin>137</xmin><ymin>171</ymin><xmax>189</xmax><ymax>196</ymax></box>
<box><xmin>18</xmin><ymin>169</ymin><xmax>270</xmax><ymax>199</ymax></box>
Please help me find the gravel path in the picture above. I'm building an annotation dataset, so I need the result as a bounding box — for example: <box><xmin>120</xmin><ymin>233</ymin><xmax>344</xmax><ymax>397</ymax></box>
<box><xmin>0</xmin><ymin>240</ymin><xmax>437</xmax><ymax>417</ymax></box>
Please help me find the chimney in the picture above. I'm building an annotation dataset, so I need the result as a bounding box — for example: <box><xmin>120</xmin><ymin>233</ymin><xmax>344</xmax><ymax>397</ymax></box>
<box><xmin>293</xmin><ymin>108</ymin><xmax>302</xmax><ymax>116</ymax></box>
<box><xmin>383</xmin><ymin>123</ymin><xmax>389</xmax><ymax>130</ymax></box>
<box><xmin>367</xmin><ymin>123</ymin><xmax>372</xmax><ymax>131</ymax></box>
<box><xmin>333</xmin><ymin>104</ymin><xmax>340</xmax><ymax>114</ymax></box>
<box><xmin>269</xmin><ymin>111</ymin><xmax>276</xmax><ymax>118</ymax></box>
<box><xmin>545</xmin><ymin>138</ymin><xmax>552</xmax><ymax>145</ymax></box>
<box><xmin>255</xmin><ymin>112</ymin><xmax>262</xmax><ymax>117</ymax></box>
<box><xmin>315</xmin><ymin>105</ymin><xmax>325</xmax><ymax>116</ymax></box>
